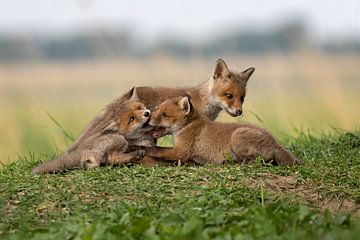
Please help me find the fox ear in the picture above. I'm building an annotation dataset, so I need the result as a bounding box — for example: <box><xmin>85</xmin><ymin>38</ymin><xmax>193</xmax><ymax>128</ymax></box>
<box><xmin>239</xmin><ymin>67</ymin><xmax>255</xmax><ymax>82</ymax></box>
<box><xmin>101</xmin><ymin>120</ymin><xmax>118</xmax><ymax>133</ymax></box>
<box><xmin>129</xmin><ymin>87</ymin><xmax>140</xmax><ymax>101</ymax></box>
<box><xmin>178</xmin><ymin>95</ymin><xmax>192</xmax><ymax>115</ymax></box>
<box><xmin>213</xmin><ymin>59</ymin><xmax>230</xmax><ymax>79</ymax></box>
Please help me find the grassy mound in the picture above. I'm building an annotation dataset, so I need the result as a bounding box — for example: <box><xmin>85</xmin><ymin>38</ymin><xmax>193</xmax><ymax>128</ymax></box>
<box><xmin>1</xmin><ymin>131</ymin><xmax>359</xmax><ymax>239</ymax></box>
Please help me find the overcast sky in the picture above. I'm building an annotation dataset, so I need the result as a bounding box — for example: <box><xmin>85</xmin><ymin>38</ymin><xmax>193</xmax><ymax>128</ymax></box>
<box><xmin>0</xmin><ymin>0</ymin><xmax>359</xmax><ymax>40</ymax></box>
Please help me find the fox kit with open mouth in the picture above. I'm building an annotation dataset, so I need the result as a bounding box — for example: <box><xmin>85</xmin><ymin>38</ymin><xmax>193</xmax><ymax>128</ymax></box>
<box><xmin>32</xmin><ymin>88</ymin><xmax>151</xmax><ymax>174</ymax></box>
<box><xmin>145</xmin><ymin>95</ymin><xmax>302</xmax><ymax>166</ymax></box>
<box><xmin>67</xmin><ymin>59</ymin><xmax>255</xmax><ymax>155</ymax></box>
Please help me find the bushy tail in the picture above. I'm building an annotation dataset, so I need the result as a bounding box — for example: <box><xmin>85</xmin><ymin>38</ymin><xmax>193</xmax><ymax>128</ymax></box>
<box><xmin>274</xmin><ymin>148</ymin><xmax>303</xmax><ymax>166</ymax></box>
<box><xmin>32</xmin><ymin>151</ymin><xmax>81</xmax><ymax>174</ymax></box>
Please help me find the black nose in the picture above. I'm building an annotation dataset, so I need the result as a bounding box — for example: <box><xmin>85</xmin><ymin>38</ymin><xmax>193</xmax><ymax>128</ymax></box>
<box><xmin>144</xmin><ymin>111</ymin><xmax>151</xmax><ymax>117</ymax></box>
<box><xmin>236</xmin><ymin>109</ymin><xmax>243</xmax><ymax>115</ymax></box>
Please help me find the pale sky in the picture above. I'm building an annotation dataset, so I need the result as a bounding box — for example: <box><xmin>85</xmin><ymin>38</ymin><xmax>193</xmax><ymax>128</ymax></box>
<box><xmin>0</xmin><ymin>0</ymin><xmax>359</xmax><ymax>40</ymax></box>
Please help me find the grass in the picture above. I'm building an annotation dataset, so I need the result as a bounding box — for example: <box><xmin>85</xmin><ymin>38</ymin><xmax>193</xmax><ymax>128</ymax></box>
<box><xmin>1</xmin><ymin>130</ymin><xmax>360</xmax><ymax>239</ymax></box>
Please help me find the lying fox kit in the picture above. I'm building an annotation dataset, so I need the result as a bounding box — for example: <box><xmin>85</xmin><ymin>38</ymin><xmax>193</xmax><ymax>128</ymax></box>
<box><xmin>67</xmin><ymin>59</ymin><xmax>255</xmax><ymax>153</ymax></box>
<box><xmin>32</xmin><ymin>88</ymin><xmax>151</xmax><ymax>174</ymax></box>
<box><xmin>146</xmin><ymin>96</ymin><xmax>302</xmax><ymax>166</ymax></box>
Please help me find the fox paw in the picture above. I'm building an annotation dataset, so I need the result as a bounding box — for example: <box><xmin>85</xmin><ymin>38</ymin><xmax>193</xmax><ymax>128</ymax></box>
<box><xmin>134</xmin><ymin>149</ymin><xmax>145</xmax><ymax>161</ymax></box>
<box><xmin>80</xmin><ymin>151</ymin><xmax>102</xmax><ymax>169</ymax></box>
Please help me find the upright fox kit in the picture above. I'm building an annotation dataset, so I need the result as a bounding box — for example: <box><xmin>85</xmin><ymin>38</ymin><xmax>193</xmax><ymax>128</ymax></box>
<box><xmin>67</xmin><ymin>59</ymin><xmax>255</xmax><ymax>152</ymax></box>
<box><xmin>32</xmin><ymin>88</ymin><xmax>151</xmax><ymax>174</ymax></box>
<box><xmin>146</xmin><ymin>96</ymin><xmax>302</xmax><ymax>166</ymax></box>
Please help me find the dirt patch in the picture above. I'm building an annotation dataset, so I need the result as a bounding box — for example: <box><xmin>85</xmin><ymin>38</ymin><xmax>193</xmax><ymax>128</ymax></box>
<box><xmin>245</xmin><ymin>173</ymin><xmax>360</xmax><ymax>215</ymax></box>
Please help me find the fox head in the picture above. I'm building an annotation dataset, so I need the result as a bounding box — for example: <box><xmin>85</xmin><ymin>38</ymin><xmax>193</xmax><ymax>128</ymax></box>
<box><xmin>150</xmin><ymin>95</ymin><xmax>194</xmax><ymax>139</ymax></box>
<box><xmin>101</xmin><ymin>87</ymin><xmax>151</xmax><ymax>140</ymax></box>
<box><xmin>208</xmin><ymin>59</ymin><xmax>255</xmax><ymax>117</ymax></box>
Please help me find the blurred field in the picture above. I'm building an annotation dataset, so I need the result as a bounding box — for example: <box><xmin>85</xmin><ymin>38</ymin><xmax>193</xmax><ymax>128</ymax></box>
<box><xmin>1</xmin><ymin>53</ymin><xmax>359</xmax><ymax>162</ymax></box>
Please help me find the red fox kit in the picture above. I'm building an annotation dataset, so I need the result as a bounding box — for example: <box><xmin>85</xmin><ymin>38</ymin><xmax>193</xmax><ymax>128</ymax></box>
<box><xmin>67</xmin><ymin>59</ymin><xmax>255</xmax><ymax>153</ymax></box>
<box><xmin>145</xmin><ymin>95</ymin><xmax>302</xmax><ymax>166</ymax></box>
<box><xmin>32</xmin><ymin>88</ymin><xmax>151</xmax><ymax>174</ymax></box>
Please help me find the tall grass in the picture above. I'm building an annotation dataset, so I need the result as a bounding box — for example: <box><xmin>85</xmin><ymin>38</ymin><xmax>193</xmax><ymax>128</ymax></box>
<box><xmin>0</xmin><ymin>54</ymin><xmax>359</xmax><ymax>162</ymax></box>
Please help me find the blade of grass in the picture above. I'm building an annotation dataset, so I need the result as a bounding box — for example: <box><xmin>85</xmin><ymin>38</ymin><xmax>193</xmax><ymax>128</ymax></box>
<box><xmin>45</xmin><ymin>111</ymin><xmax>74</xmax><ymax>143</ymax></box>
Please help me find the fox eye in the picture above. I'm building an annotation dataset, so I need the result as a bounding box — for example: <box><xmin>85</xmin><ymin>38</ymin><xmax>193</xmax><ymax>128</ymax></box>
<box><xmin>137</xmin><ymin>105</ymin><xmax>142</xmax><ymax>110</ymax></box>
<box><xmin>128</xmin><ymin>116</ymin><xmax>135</xmax><ymax>124</ymax></box>
<box><xmin>225</xmin><ymin>93</ymin><xmax>233</xmax><ymax>99</ymax></box>
<box><xmin>240</xmin><ymin>96</ymin><xmax>245</xmax><ymax>102</ymax></box>
<box><xmin>162</xmin><ymin>112</ymin><xmax>169</xmax><ymax>118</ymax></box>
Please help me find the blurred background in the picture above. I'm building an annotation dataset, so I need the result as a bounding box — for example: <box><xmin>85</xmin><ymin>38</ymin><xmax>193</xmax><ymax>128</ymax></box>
<box><xmin>0</xmin><ymin>0</ymin><xmax>359</xmax><ymax>162</ymax></box>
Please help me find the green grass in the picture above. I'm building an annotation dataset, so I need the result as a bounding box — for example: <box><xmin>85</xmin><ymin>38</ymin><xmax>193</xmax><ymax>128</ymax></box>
<box><xmin>1</xmin><ymin>131</ymin><xmax>360</xmax><ymax>239</ymax></box>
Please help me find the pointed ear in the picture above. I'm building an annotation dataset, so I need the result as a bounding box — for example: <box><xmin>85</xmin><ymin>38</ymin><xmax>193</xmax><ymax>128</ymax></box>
<box><xmin>101</xmin><ymin>120</ymin><xmax>118</xmax><ymax>133</ymax></box>
<box><xmin>178</xmin><ymin>95</ymin><xmax>192</xmax><ymax>115</ymax></box>
<box><xmin>213</xmin><ymin>59</ymin><xmax>230</xmax><ymax>79</ymax></box>
<box><xmin>239</xmin><ymin>67</ymin><xmax>255</xmax><ymax>82</ymax></box>
<box><xmin>129</xmin><ymin>87</ymin><xmax>139</xmax><ymax>101</ymax></box>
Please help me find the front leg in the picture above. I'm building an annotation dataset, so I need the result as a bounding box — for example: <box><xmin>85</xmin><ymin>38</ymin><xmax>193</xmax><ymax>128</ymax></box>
<box><xmin>145</xmin><ymin>146</ymin><xmax>188</xmax><ymax>162</ymax></box>
<box><xmin>107</xmin><ymin>150</ymin><xmax>145</xmax><ymax>165</ymax></box>
<box><xmin>136</xmin><ymin>156</ymin><xmax>162</xmax><ymax>167</ymax></box>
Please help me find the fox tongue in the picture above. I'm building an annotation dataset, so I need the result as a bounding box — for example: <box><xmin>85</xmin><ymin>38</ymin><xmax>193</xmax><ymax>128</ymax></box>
<box><xmin>152</xmin><ymin>128</ymin><xmax>165</xmax><ymax>139</ymax></box>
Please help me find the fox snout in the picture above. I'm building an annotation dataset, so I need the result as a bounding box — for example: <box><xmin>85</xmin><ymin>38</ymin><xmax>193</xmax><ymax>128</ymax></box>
<box><xmin>148</xmin><ymin>111</ymin><xmax>168</xmax><ymax>139</ymax></box>
<box><xmin>227</xmin><ymin>108</ymin><xmax>243</xmax><ymax>117</ymax></box>
<box><xmin>149</xmin><ymin>119</ymin><xmax>157</xmax><ymax>127</ymax></box>
<box><xmin>144</xmin><ymin>110</ymin><xmax>151</xmax><ymax>117</ymax></box>
<box><xmin>235</xmin><ymin>109</ymin><xmax>243</xmax><ymax>116</ymax></box>
<box><xmin>148</xmin><ymin>109</ymin><xmax>160</xmax><ymax>126</ymax></box>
